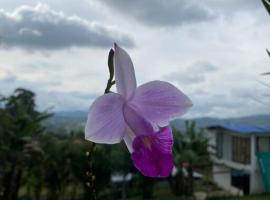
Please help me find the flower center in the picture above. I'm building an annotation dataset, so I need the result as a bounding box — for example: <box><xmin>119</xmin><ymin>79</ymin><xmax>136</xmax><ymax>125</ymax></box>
<box><xmin>143</xmin><ymin>136</ymin><xmax>152</xmax><ymax>150</ymax></box>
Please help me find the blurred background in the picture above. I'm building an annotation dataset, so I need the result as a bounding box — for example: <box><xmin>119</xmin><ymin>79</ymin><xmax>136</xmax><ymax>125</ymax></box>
<box><xmin>0</xmin><ymin>0</ymin><xmax>270</xmax><ymax>200</ymax></box>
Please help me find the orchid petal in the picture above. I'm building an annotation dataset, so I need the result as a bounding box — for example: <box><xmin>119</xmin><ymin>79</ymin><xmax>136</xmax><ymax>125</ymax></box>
<box><xmin>123</xmin><ymin>103</ymin><xmax>153</xmax><ymax>135</ymax></box>
<box><xmin>131</xmin><ymin>127</ymin><xmax>174</xmax><ymax>177</ymax></box>
<box><xmin>114</xmin><ymin>43</ymin><xmax>137</xmax><ymax>100</ymax></box>
<box><xmin>131</xmin><ymin>81</ymin><xmax>192</xmax><ymax>127</ymax></box>
<box><xmin>123</xmin><ymin>128</ymin><xmax>136</xmax><ymax>153</ymax></box>
<box><xmin>85</xmin><ymin>93</ymin><xmax>126</xmax><ymax>144</ymax></box>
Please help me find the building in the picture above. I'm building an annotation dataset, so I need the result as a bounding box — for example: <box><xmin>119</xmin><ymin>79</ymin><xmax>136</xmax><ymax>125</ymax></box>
<box><xmin>205</xmin><ymin>125</ymin><xmax>270</xmax><ymax>195</ymax></box>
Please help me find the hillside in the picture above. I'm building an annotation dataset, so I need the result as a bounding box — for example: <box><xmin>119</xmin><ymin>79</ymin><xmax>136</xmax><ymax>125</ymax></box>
<box><xmin>45</xmin><ymin>111</ymin><xmax>270</xmax><ymax>133</ymax></box>
<box><xmin>171</xmin><ymin>115</ymin><xmax>270</xmax><ymax>131</ymax></box>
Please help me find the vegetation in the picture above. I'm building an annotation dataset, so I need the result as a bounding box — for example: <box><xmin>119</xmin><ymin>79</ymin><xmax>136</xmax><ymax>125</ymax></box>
<box><xmin>169</xmin><ymin>121</ymin><xmax>211</xmax><ymax>196</ymax></box>
<box><xmin>0</xmin><ymin>89</ymin><xmax>113</xmax><ymax>200</ymax></box>
<box><xmin>0</xmin><ymin>88</ymin><xmax>211</xmax><ymax>200</ymax></box>
<box><xmin>262</xmin><ymin>0</ymin><xmax>270</xmax><ymax>76</ymax></box>
<box><xmin>207</xmin><ymin>194</ymin><xmax>270</xmax><ymax>200</ymax></box>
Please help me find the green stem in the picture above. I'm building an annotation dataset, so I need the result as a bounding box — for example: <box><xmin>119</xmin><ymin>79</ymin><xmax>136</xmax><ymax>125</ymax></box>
<box><xmin>85</xmin><ymin>49</ymin><xmax>115</xmax><ymax>200</ymax></box>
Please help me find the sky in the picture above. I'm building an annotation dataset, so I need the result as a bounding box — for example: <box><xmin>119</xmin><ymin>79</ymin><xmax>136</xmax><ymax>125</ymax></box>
<box><xmin>0</xmin><ymin>0</ymin><xmax>270</xmax><ymax>118</ymax></box>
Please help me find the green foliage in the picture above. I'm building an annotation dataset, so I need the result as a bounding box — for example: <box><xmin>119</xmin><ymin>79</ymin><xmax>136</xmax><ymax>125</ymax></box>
<box><xmin>0</xmin><ymin>88</ymin><xmax>135</xmax><ymax>200</ymax></box>
<box><xmin>170</xmin><ymin>121</ymin><xmax>211</xmax><ymax>196</ymax></box>
<box><xmin>262</xmin><ymin>0</ymin><xmax>270</xmax><ymax>15</ymax></box>
<box><xmin>110</xmin><ymin>142</ymin><xmax>134</xmax><ymax>175</ymax></box>
<box><xmin>173</xmin><ymin>121</ymin><xmax>211</xmax><ymax>168</ymax></box>
<box><xmin>1</xmin><ymin>88</ymin><xmax>212</xmax><ymax>200</ymax></box>
<box><xmin>207</xmin><ymin>194</ymin><xmax>270</xmax><ymax>200</ymax></box>
<box><xmin>261</xmin><ymin>49</ymin><xmax>270</xmax><ymax>76</ymax></box>
<box><xmin>262</xmin><ymin>1</ymin><xmax>270</xmax><ymax>76</ymax></box>
<box><xmin>0</xmin><ymin>88</ymin><xmax>51</xmax><ymax>200</ymax></box>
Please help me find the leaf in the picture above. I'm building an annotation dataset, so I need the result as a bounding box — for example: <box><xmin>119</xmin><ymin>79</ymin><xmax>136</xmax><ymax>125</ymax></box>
<box><xmin>261</xmin><ymin>72</ymin><xmax>270</xmax><ymax>75</ymax></box>
<box><xmin>267</xmin><ymin>49</ymin><xmax>270</xmax><ymax>57</ymax></box>
<box><xmin>262</xmin><ymin>0</ymin><xmax>270</xmax><ymax>15</ymax></box>
<box><xmin>261</xmin><ymin>49</ymin><xmax>270</xmax><ymax>75</ymax></box>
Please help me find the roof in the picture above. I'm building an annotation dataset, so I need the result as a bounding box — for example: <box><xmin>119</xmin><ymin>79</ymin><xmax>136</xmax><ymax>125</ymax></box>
<box><xmin>207</xmin><ymin>125</ymin><xmax>270</xmax><ymax>135</ymax></box>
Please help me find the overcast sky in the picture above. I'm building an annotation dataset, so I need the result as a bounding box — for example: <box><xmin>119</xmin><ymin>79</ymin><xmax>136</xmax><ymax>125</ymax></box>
<box><xmin>0</xmin><ymin>0</ymin><xmax>270</xmax><ymax>118</ymax></box>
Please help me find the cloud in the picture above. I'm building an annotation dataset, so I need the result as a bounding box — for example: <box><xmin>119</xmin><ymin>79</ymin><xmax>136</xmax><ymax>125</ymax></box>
<box><xmin>0</xmin><ymin>71</ymin><xmax>97</xmax><ymax>111</ymax></box>
<box><xmin>164</xmin><ymin>61</ymin><xmax>217</xmax><ymax>85</ymax></box>
<box><xmin>96</xmin><ymin>0</ymin><xmax>214</xmax><ymax>27</ymax></box>
<box><xmin>0</xmin><ymin>69</ymin><xmax>17</xmax><ymax>82</ymax></box>
<box><xmin>36</xmin><ymin>90</ymin><xmax>97</xmax><ymax>111</ymax></box>
<box><xmin>1</xmin><ymin>0</ymin><xmax>269</xmax><ymax>118</ymax></box>
<box><xmin>205</xmin><ymin>0</ymin><xmax>262</xmax><ymax>13</ymax></box>
<box><xmin>0</xmin><ymin>3</ymin><xmax>135</xmax><ymax>51</ymax></box>
<box><xmin>185</xmin><ymin>83</ymin><xmax>270</xmax><ymax>118</ymax></box>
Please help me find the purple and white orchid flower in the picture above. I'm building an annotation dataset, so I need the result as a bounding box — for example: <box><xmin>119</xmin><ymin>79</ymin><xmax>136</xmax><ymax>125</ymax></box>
<box><xmin>85</xmin><ymin>44</ymin><xmax>192</xmax><ymax>177</ymax></box>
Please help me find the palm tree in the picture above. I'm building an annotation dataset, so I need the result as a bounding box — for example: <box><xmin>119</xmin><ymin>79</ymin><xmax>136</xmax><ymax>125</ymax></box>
<box><xmin>169</xmin><ymin>121</ymin><xmax>211</xmax><ymax>196</ymax></box>
<box><xmin>262</xmin><ymin>0</ymin><xmax>270</xmax><ymax>76</ymax></box>
<box><xmin>262</xmin><ymin>0</ymin><xmax>270</xmax><ymax>15</ymax></box>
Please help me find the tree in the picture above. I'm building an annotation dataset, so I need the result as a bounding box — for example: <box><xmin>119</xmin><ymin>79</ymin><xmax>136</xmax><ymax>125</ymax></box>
<box><xmin>261</xmin><ymin>0</ymin><xmax>270</xmax><ymax>76</ymax></box>
<box><xmin>262</xmin><ymin>0</ymin><xmax>270</xmax><ymax>15</ymax></box>
<box><xmin>0</xmin><ymin>88</ymin><xmax>51</xmax><ymax>200</ymax></box>
<box><xmin>169</xmin><ymin>121</ymin><xmax>211</xmax><ymax>196</ymax></box>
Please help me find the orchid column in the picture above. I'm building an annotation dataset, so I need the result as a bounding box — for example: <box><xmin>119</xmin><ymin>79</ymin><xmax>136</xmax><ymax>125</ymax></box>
<box><xmin>85</xmin><ymin>43</ymin><xmax>192</xmax><ymax>177</ymax></box>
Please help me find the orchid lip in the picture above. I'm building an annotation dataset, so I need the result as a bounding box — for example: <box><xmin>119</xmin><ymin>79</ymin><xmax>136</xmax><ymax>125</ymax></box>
<box><xmin>131</xmin><ymin>127</ymin><xmax>174</xmax><ymax>177</ymax></box>
<box><xmin>143</xmin><ymin>136</ymin><xmax>152</xmax><ymax>150</ymax></box>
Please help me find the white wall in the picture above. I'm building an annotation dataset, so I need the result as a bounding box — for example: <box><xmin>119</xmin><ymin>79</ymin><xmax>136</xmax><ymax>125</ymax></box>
<box><xmin>207</xmin><ymin>129</ymin><xmax>266</xmax><ymax>195</ymax></box>
<box><xmin>250</xmin><ymin>170</ymin><xmax>265</xmax><ymax>194</ymax></box>
<box><xmin>213</xmin><ymin>165</ymin><xmax>243</xmax><ymax>196</ymax></box>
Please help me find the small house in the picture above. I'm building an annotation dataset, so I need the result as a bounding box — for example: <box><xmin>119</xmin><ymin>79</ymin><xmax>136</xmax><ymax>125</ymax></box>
<box><xmin>205</xmin><ymin>125</ymin><xmax>270</xmax><ymax>195</ymax></box>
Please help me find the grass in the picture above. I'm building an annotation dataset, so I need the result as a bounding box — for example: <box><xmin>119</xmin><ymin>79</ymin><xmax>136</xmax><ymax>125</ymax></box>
<box><xmin>126</xmin><ymin>182</ymin><xmax>270</xmax><ymax>200</ymax></box>
<box><xmin>127</xmin><ymin>182</ymin><xmax>194</xmax><ymax>200</ymax></box>
<box><xmin>128</xmin><ymin>194</ymin><xmax>270</xmax><ymax>200</ymax></box>
<box><xmin>207</xmin><ymin>194</ymin><xmax>270</xmax><ymax>200</ymax></box>
<box><xmin>128</xmin><ymin>194</ymin><xmax>193</xmax><ymax>200</ymax></box>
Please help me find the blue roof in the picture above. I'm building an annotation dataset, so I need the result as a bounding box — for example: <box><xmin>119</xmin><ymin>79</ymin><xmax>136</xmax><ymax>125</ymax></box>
<box><xmin>208</xmin><ymin>125</ymin><xmax>270</xmax><ymax>135</ymax></box>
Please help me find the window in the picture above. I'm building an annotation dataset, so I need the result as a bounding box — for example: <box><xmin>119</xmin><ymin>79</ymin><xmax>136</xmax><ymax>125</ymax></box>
<box><xmin>257</xmin><ymin>137</ymin><xmax>270</xmax><ymax>153</ymax></box>
<box><xmin>216</xmin><ymin>132</ymin><xmax>223</xmax><ymax>158</ymax></box>
<box><xmin>232</xmin><ymin>136</ymin><xmax>250</xmax><ymax>164</ymax></box>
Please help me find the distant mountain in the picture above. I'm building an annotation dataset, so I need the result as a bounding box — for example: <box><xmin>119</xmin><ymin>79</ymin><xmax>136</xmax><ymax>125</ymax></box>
<box><xmin>45</xmin><ymin>110</ymin><xmax>270</xmax><ymax>133</ymax></box>
<box><xmin>171</xmin><ymin>115</ymin><xmax>270</xmax><ymax>131</ymax></box>
<box><xmin>56</xmin><ymin>110</ymin><xmax>88</xmax><ymax>119</ymax></box>
<box><xmin>45</xmin><ymin>110</ymin><xmax>88</xmax><ymax>132</ymax></box>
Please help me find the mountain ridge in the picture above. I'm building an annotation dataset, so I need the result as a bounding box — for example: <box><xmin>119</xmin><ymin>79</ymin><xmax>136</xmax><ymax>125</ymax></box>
<box><xmin>46</xmin><ymin>110</ymin><xmax>270</xmax><ymax>132</ymax></box>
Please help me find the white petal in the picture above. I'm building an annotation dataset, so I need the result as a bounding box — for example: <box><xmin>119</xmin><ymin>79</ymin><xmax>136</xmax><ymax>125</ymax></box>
<box><xmin>114</xmin><ymin>43</ymin><xmax>137</xmax><ymax>100</ymax></box>
<box><xmin>123</xmin><ymin>128</ymin><xmax>136</xmax><ymax>153</ymax></box>
<box><xmin>85</xmin><ymin>93</ymin><xmax>126</xmax><ymax>144</ymax></box>
<box><xmin>130</xmin><ymin>81</ymin><xmax>192</xmax><ymax>127</ymax></box>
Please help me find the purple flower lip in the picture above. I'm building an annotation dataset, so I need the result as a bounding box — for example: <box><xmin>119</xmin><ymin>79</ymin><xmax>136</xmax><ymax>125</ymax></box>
<box><xmin>142</xmin><ymin>137</ymin><xmax>152</xmax><ymax>150</ymax></box>
<box><xmin>85</xmin><ymin>43</ymin><xmax>192</xmax><ymax>177</ymax></box>
<box><xmin>131</xmin><ymin>127</ymin><xmax>174</xmax><ymax>177</ymax></box>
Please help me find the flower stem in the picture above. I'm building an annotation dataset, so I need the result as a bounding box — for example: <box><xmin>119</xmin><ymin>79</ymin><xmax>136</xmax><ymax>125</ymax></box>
<box><xmin>85</xmin><ymin>49</ymin><xmax>115</xmax><ymax>199</ymax></box>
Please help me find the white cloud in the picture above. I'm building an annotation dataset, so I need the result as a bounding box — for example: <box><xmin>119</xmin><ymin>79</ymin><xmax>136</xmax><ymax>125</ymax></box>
<box><xmin>95</xmin><ymin>0</ymin><xmax>214</xmax><ymax>27</ymax></box>
<box><xmin>0</xmin><ymin>0</ymin><xmax>269</xmax><ymax>118</ymax></box>
<box><xmin>0</xmin><ymin>3</ymin><xmax>134</xmax><ymax>51</ymax></box>
<box><xmin>164</xmin><ymin>61</ymin><xmax>218</xmax><ymax>85</ymax></box>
